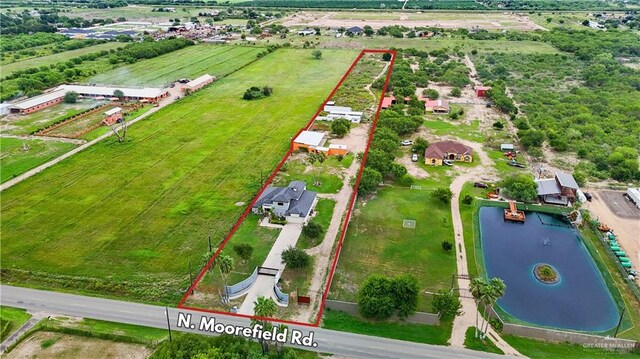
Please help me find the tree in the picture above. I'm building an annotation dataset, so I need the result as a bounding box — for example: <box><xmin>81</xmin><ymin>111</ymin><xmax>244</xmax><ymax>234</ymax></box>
<box><xmin>431</xmin><ymin>188</ymin><xmax>453</xmax><ymax>204</ymax></box>
<box><xmin>432</xmin><ymin>289</ymin><xmax>462</xmax><ymax>319</ymax></box>
<box><xmin>382</xmin><ymin>52</ymin><xmax>392</xmax><ymax>61</ymax></box>
<box><xmin>364</xmin><ymin>25</ymin><xmax>374</xmax><ymax>36</ymax></box>
<box><xmin>302</xmin><ymin>222</ymin><xmax>323</xmax><ymax>240</ymax></box>
<box><xmin>422</xmin><ymin>88</ymin><xmax>439</xmax><ymax>100</ymax></box>
<box><xmin>312</xmin><ymin>49</ymin><xmax>322</xmax><ymax>59</ymax></box>
<box><xmin>252</xmin><ymin>296</ymin><xmax>277</xmax><ymax>354</ymax></box>
<box><xmin>450</xmin><ymin>87</ymin><xmax>462</xmax><ymax>97</ymax></box>
<box><xmin>281</xmin><ymin>246</ymin><xmax>310</xmax><ymax>269</ymax></box>
<box><xmin>215</xmin><ymin>254</ymin><xmax>234</xmax><ymax>302</ymax></box>
<box><xmin>441</xmin><ymin>240</ymin><xmax>453</xmax><ymax>252</ymax></box>
<box><xmin>357</xmin><ymin>275</ymin><xmax>395</xmax><ymax>319</ymax></box>
<box><xmin>233</xmin><ymin>243</ymin><xmax>253</xmax><ymax>262</ymax></box>
<box><xmin>391</xmin><ymin>274</ymin><xmax>419</xmax><ymax>317</ymax></box>
<box><xmin>63</xmin><ymin>91</ymin><xmax>78</xmax><ymax>103</ymax></box>
<box><xmin>411</xmin><ymin>137</ymin><xmax>429</xmax><ymax>155</ymax></box>
<box><xmin>357</xmin><ymin>167</ymin><xmax>383</xmax><ymax>195</ymax></box>
<box><xmin>113</xmin><ymin>89</ymin><xmax>124</xmax><ymax>99</ymax></box>
<box><xmin>470</xmin><ymin>277</ymin><xmax>489</xmax><ymax>338</ymax></box>
<box><xmin>331</xmin><ymin>118</ymin><xmax>351</xmax><ymax>137</ymax></box>
<box><xmin>462</xmin><ymin>195</ymin><xmax>474</xmax><ymax>205</ymax></box>
<box><xmin>500</xmin><ymin>173</ymin><xmax>538</xmax><ymax>202</ymax></box>
<box><xmin>481</xmin><ymin>278</ymin><xmax>506</xmax><ymax>338</ymax></box>
<box><xmin>582</xmin><ymin>19</ymin><xmax>590</xmax><ymax>26</ymax></box>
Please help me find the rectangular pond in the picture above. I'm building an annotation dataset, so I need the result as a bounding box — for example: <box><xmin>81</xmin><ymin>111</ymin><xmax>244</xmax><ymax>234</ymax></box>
<box><xmin>479</xmin><ymin>206</ymin><xmax>619</xmax><ymax>332</ymax></box>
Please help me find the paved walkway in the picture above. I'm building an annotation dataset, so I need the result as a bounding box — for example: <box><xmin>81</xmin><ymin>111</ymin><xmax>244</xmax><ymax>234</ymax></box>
<box><xmin>0</xmin><ymin>85</ymin><xmax>182</xmax><ymax>192</ymax></box>
<box><xmin>0</xmin><ymin>311</ymin><xmax>48</xmax><ymax>353</ymax></box>
<box><xmin>237</xmin><ymin>223</ymin><xmax>303</xmax><ymax>315</ymax></box>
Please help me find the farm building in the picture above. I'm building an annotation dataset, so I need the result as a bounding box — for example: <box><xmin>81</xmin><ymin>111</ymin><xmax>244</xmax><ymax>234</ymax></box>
<box><xmin>293</xmin><ymin>130</ymin><xmax>349</xmax><ymax>156</ymax></box>
<box><xmin>535</xmin><ymin>172</ymin><xmax>580</xmax><ymax>205</ymax></box>
<box><xmin>346</xmin><ymin>26</ymin><xmax>364</xmax><ymax>35</ymax></box>
<box><xmin>1</xmin><ymin>103</ymin><xmax>15</xmax><ymax>116</ymax></box>
<box><xmin>318</xmin><ymin>104</ymin><xmax>363</xmax><ymax>123</ymax></box>
<box><xmin>182</xmin><ymin>74</ymin><xmax>215</xmax><ymax>93</ymax></box>
<box><xmin>56</xmin><ymin>85</ymin><xmax>169</xmax><ymax>102</ymax></box>
<box><xmin>424</xmin><ymin>99</ymin><xmax>450</xmax><ymax>114</ymax></box>
<box><xmin>476</xmin><ymin>86</ymin><xmax>492</xmax><ymax>97</ymax></box>
<box><xmin>381</xmin><ymin>96</ymin><xmax>396</xmax><ymax>109</ymax></box>
<box><xmin>626</xmin><ymin>188</ymin><xmax>640</xmax><ymax>209</ymax></box>
<box><xmin>252</xmin><ymin>181</ymin><xmax>318</xmax><ymax>223</ymax></box>
<box><xmin>10</xmin><ymin>90</ymin><xmax>67</xmax><ymax>114</ymax></box>
<box><xmin>102</xmin><ymin>107</ymin><xmax>123</xmax><ymax>126</ymax></box>
<box><xmin>424</xmin><ymin>140</ymin><xmax>473</xmax><ymax>166</ymax></box>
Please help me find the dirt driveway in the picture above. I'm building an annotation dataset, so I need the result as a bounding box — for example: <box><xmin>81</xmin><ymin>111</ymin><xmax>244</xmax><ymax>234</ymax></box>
<box><xmin>586</xmin><ymin>190</ymin><xmax>640</xmax><ymax>267</ymax></box>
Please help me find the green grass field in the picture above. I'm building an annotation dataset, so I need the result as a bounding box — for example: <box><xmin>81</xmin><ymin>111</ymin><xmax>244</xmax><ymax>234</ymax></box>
<box><xmin>0</xmin><ymin>138</ymin><xmax>77</xmax><ymax>183</ymax></box>
<box><xmin>329</xmin><ymin>179</ymin><xmax>456</xmax><ymax>312</ymax></box>
<box><xmin>502</xmin><ymin>335</ymin><xmax>640</xmax><ymax>359</ymax></box>
<box><xmin>322</xmin><ymin>309</ymin><xmax>453</xmax><ymax>346</ymax></box>
<box><xmin>89</xmin><ymin>45</ymin><xmax>264</xmax><ymax>87</ymax></box>
<box><xmin>463</xmin><ymin>326</ymin><xmax>504</xmax><ymax>355</ymax></box>
<box><xmin>298</xmin><ymin>198</ymin><xmax>335</xmax><ymax>249</ymax></box>
<box><xmin>0</xmin><ymin>306</ymin><xmax>32</xmax><ymax>341</ymax></box>
<box><xmin>1</xmin><ymin>42</ymin><xmax>124</xmax><ymax>76</ymax></box>
<box><xmin>0</xmin><ymin>48</ymin><xmax>357</xmax><ymax>303</ymax></box>
<box><xmin>42</xmin><ymin>317</ymin><xmax>167</xmax><ymax>342</ymax></box>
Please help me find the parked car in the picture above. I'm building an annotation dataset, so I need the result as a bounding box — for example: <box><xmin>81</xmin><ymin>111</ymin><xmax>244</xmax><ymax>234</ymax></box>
<box><xmin>402</xmin><ymin>140</ymin><xmax>413</xmax><ymax>146</ymax></box>
<box><xmin>178</xmin><ymin>78</ymin><xmax>190</xmax><ymax>84</ymax></box>
<box><xmin>474</xmin><ymin>182</ymin><xmax>488</xmax><ymax>188</ymax></box>
<box><xmin>443</xmin><ymin>160</ymin><xmax>453</xmax><ymax>166</ymax></box>
<box><xmin>411</xmin><ymin>154</ymin><xmax>418</xmax><ymax>162</ymax></box>
<box><xmin>584</xmin><ymin>192</ymin><xmax>592</xmax><ymax>201</ymax></box>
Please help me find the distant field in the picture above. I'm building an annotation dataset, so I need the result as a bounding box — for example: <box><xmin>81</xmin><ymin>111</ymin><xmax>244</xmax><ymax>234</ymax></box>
<box><xmin>0</xmin><ymin>137</ymin><xmax>76</xmax><ymax>183</ymax></box>
<box><xmin>269</xmin><ymin>36</ymin><xmax>560</xmax><ymax>54</ymax></box>
<box><xmin>0</xmin><ymin>48</ymin><xmax>357</xmax><ymax>302</ymax></box>
<box><xmin>1</xmin><ymin>42</ymin><xmax>124</xmax><ymax>76</ymax></box>
<box><xmin>89</xmin><ymin>45</ymin><xmax>263</xmax><ymax>87</ymax></box>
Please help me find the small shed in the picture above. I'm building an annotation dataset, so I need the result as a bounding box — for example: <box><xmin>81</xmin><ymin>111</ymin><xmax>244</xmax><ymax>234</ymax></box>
<box><xmin>102</xmin><ymin>107</ymin><xmax>123</xmax><ymax>126</ymax></box>
<box><xmin>500</xmin><ymin>144</ymin><xmax>514</xmax><ymax>151</ymax></box>
<box><xmin>476</xmin><ymin>86</ymin><xmax>492</xmax><ymax>97</ymax></box>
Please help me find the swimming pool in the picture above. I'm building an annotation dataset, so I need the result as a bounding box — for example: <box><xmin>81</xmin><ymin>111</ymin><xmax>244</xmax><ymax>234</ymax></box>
<box><xmin>479</xmin><ymin>206</ymin><xmax>619</xmax><ymax>332</ymax></box>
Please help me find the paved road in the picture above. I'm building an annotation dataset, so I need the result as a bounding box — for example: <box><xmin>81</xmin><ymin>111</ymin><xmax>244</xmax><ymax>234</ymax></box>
<box><xmin>1</xmin><ymin>285</ymin><xmax>511</xmax><ymax>359</ymax></box>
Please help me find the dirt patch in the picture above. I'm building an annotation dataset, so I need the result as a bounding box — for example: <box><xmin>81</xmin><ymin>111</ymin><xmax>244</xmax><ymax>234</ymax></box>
<box><xmin>281</xmin><ymin>11</ymin><xmax>545</xmax><ymax>31</ymax></box>
<box><xmin>586</xmin><ymin>190</ymin><xmax>640</xmax><ymax>275</ymax></box>
<box><xmin>5</xmin><ymin>331</ymin><xmax>152</xmax><ymax>359</ymax></box>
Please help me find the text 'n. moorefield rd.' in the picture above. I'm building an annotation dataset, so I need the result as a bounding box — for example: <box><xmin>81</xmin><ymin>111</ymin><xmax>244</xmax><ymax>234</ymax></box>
<box><xmin>175</xmin><ymin>312</ymin><xmax>318</xmax><ymax>348</ymax></box>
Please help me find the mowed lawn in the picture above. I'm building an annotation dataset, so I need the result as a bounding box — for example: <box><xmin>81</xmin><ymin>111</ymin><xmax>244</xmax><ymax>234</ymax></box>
<box><xmin>89</xmin><ymin>45</ymin><xmax>263</xmax><ymax>87</ymax></box>
<box><xmin>1</xmin><ymin>42</ymin><xmax>124</xmax><ymax>76</ymax></box>
<box><xmin>0</xmin><ymin>48</ymin><xmax>357</xmax><ymax>300</ymax></box>
<box><xmin>0</xmin><ymin>138</ymin><xmax>77</xmax><ymax>183</ymax></box>
<box><xmin>329</xmin><ymin>184</ymin><xmax>456</xmax><ymax>312</ymax></box>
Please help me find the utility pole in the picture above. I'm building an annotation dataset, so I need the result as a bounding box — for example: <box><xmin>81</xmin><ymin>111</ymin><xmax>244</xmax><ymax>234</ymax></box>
<box><xmin>188</xmin><ymin>260</ymin><xmax>194</xmax><ymax>295</ymax></box>
<box><xmin>164</xmin><ymin>307</ymin><xmax>172</xmax><ymax>342</ymax></box>
<box><xmin>614</xmin><ymin>306</ymin><xmax>626</xmax><ymax>337</ymax></box>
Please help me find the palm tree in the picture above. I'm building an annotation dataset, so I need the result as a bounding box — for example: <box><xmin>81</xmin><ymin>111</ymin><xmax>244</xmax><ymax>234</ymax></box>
<box><xmin>481</xmin><ymin>278</ymin><xmax>506</xmax><ymax>338</ymax></box>
<box><xmin>253</xmin><ymin>296</ymin><xmax>277</xmax><ymax>354</ymax></box>
<box><xmin>215</xmin><ymin>254</ymin><xmax>233</xmax><ymax>302</ymax></box>
<box><xmin>470</xmin><ymin>277</ymin><xmax>488</xmax><ymax>338</ymax></box>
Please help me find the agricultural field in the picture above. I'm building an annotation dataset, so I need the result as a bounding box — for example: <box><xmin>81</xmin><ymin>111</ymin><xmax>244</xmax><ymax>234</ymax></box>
<box><xmin>0</xmin><ymin>48</ymin><xmax>358</xmax><ymax>303</ymax></box>
<box><xmin>1</xmin><ymin>42</ymin><xmax>124</xmax><ymax>76</ymax></box>
<box><xmin>89</xmin><ymin>45</ymin><xmax>263</xmax><ymax>87</ymax></box>
<box><xmin>0</xmin><ymin>138</ymin><xmax>77</xmax><ymax>183</ymax></box>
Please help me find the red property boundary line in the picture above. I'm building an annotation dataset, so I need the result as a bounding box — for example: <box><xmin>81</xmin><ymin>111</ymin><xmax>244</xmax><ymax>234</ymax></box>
<box><xmin>178</xmin><ymin>49</ymin><xmax>397</xmax><ymax>328</ymax></box>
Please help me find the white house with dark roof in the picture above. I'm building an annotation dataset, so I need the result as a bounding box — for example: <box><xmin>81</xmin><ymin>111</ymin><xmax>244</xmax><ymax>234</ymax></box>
<box><xmin>535</xmin><ymin>172</ymin><xmax>580</xmax><ymax>205</ymax></box>
<box><xmin>252</xmin><ymin>181</ymin><xmax>318</xmax><ymax>223</ymax></box>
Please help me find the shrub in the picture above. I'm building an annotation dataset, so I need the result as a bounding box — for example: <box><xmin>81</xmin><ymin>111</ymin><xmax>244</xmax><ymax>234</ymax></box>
<box><xmin>281</xmin><ymin>246</ymin><xmax>311</xmax><ymax>269</ymax></box>
<box><xmin>492</xmin><ymin>121</ymin><xmax>504</xmax><ymax>130</ymax></box>
<box><xmin>432</xmin><ymin>289</ymin><xmax>462</xmax><ymax>319</ymax></box>
<box><xmin>431</xmin><ymin>188</ymin><xmax>453</xmax><ymax>204</ymax></box>
<box><xmin>331</xmin><ymin>118</ymin><xmax>351</xmax><ymax>137</ymax></box>
<box><xmin>312</xmin><ymin>49</ymin><xmax>322</xmax><ymax>59</ymax></box>
<box><xmin>382</xmin><ymin>52</ymin><xmax>392</xmax><ymax>61</ymax></box>
<box><xmin>422</xmin><ymin>88</ymin><xmax>439</xmax><ymax>100</ymax></box>
<box><xmin>302</xmin><ymin>222</ymin><xmax>323</xmax><ymax>239</ymax></box>
<box><xmin>63</xmin><ymin>91</ymin><xmax>78</xmax><ymax>103</ymax></box>
<box><xmin>441</xmin><ymin>240</ymin><xmax>453</xmax><ymax>252</ymax></box>
<box><xmin>450</xmin><ymin>87</ymin><xmax>462</xmax><ymax>97</ymax></box>
<box><xmin>462</xmin><ymin>195</ymin><xmax>473</xmax><ymax>205</ymax></box>
<box><xmin>233</xmin><ymin>243</ymin><xmax>253</xmax><ymax>261</ymax></box>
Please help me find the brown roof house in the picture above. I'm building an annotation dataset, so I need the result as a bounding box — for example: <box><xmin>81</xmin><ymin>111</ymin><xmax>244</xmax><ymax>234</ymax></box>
<box><xmin>424</xmin><ymin>140</ymin><xmax>473</xmax><ymax>166</ymax></box>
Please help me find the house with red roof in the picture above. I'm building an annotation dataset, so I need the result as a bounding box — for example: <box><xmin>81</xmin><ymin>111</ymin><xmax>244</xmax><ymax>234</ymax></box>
<box><xmin>424</xmin><ymin>140</ymin><xmax>473</xmax><ymax>166</ymax></box>
<box><xmin>424</xmin><ymin>99</ymin><xmax>450</xmax><ymax>114</ymax></box>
